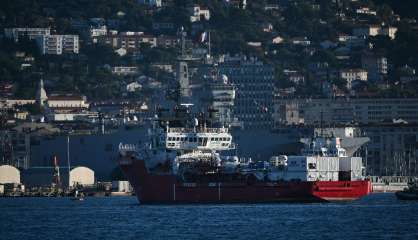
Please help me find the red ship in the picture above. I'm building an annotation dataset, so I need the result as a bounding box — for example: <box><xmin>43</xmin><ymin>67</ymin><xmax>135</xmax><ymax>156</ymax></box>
<box><xmin>119</xmin><ymin>158</ymin><xmax>371</xmax><ymax>203</ymax></box>
<box><xmin>118</xmin><ymin>105</ymin><xmax>371</xmax><ymax>204</ymax></box>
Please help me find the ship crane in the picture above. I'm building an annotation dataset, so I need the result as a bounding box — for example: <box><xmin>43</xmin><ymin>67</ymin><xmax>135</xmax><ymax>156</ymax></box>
<box><xmin>49</xmin><ymin>155</ymin><xmax>62</xmax><ymax>197</ymax></box>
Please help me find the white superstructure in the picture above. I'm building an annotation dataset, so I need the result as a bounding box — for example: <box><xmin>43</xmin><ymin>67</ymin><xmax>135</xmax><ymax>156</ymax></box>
<box><xmin>166</xmin><ymin>126</ymin><xmax>233</xmax><ymax>151</ymax></box>
<box><xmin>119</xmin><ymin>105</ymin><xmax>366</xmax><ymax>183</ymax></box>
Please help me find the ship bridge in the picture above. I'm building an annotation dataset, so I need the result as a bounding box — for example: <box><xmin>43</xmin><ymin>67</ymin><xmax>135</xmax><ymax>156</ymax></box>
<box><xmin>165</xmin><ymin>127</ymin><xmax>234</xmax><ymax>151</ymax></box>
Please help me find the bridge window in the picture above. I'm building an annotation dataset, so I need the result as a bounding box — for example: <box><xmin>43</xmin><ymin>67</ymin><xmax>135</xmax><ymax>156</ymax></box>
<box><xmin>308</xmin><ymin>163</ymin><xmax>317</xmax><ymax>169</ymax></box>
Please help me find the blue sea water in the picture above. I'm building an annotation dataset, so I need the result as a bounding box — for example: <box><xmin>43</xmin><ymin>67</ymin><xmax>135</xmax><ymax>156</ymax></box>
<box><xmin>1</xmin><ymin>193</ymin><xmax>418</xmax><ymax>240</ymax></box>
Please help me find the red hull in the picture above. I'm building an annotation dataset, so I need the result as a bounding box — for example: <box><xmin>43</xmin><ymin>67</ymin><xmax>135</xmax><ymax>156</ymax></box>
<box><xmin>120</xmin><ymin>160</ymin><xmax>372</xmax><ymax>204</ymax></box>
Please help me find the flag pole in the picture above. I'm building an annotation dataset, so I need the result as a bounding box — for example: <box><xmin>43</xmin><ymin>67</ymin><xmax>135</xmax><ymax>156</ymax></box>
<box><xmin>208</xmin><ymin>30</ymin><xmax>211</xmax><ymax>58</ymax></box>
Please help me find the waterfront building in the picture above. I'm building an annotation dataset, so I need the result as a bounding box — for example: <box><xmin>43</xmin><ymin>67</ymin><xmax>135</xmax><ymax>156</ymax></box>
<box><xmin>219</xmin><ymin>55</ymin><xmax>275</xmax><ymax>129</ymax></box>
<box><xmin>361</xmin><ymin>123</ymin><xmax>418</xmax><ymax>176</ymax></box>
<box><xmin>273</xmin><ymin>97</ymin><xmax>418</xmax><ymax>127</ymax></box>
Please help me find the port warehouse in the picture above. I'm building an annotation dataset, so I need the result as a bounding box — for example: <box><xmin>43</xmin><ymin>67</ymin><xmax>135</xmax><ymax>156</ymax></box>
<box><xmin>0</xmin><ymin>164</ymin><xmax>132</xmax><ymax>196</ymax></box>
<box><xmin>0</xmin><ymin>165</ymin><xmax>21</xmax><ymax>195</ymax></box>
<box><xmin>0</xmin><ymin>165</ymin><xmax>94</xmax><ymax>195</ymax></box>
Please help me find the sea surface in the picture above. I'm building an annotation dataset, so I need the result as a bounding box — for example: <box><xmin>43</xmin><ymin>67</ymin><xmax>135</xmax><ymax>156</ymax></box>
<box><xmin>1</xmin><ymin>193</ymin><xmax>417</xmax><ymax>240</ymax></box>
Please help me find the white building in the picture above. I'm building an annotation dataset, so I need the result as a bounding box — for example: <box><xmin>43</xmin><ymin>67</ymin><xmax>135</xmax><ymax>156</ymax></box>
<box><xmin>126</xmin><ymin>82</ymin><xmax>142</xmax><ymax>92</ymax></box>
<box><xmin>272</xmin><ymin>36</ymin><xmax>284</xmax><ymax>44</ymax></box>
<box><xmin>90</xmin><ymin>25</ymin><xmax>107</xmax><ymax>38</ymax></box>
<box><xmin>4</xmin><ymin>28</ymin><xmax>50</xmax><ymax>42</ymax></box>
<box><xmin>47</xmin><ymin>94</ymin><xmax>89</xmax><ymax>109</ymax></box>
<box><xmin>339</xmin><ymin>69</ymin><xmax>368</xmax><ymax>89</ymax></box>
<box><xmin>36</xmin><ymin>35</ymin><xmax>63</xmax><ymax>55</ymax></box>
<box><xmin>36</xmin><ymin>35</ymin><xmax>79</xmax><ymax>55</ymax></box>
<box><xmin>62</xmin><ymin>35</ymin><xmax>79</xmax><ymax>53</ymax></box>
<box><xmin>356</xmin><ymin>7</ymin><xmax>377</xmax><ymax>16</ymax></box>
<box><xmin>47</xmin><ymin>112</ymin><xmax>98</xmax><ymax>122</ymax></box>
<box><xmin>112</xmin><ymin>66</ymin><xmax>139</xmax><ymax>76</ymax></box>
<box><xmin>189</xmin><ymin>5</ymin><xmax>211</xmax><ymax>22</ymax></box>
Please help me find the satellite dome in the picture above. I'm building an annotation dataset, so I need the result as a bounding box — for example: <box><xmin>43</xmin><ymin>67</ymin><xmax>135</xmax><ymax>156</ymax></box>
<box><xmin>221</xmin><ymin>74</ymin><xmax>228</xmax><ymax>83</ymax></box>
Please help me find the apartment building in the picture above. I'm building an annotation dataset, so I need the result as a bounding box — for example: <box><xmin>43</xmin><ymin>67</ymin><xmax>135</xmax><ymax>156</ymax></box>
<box><xmin>97</xmin><ymin>31</ymin><xmax>156</xmax><ymax>52</ymax></box>
<box><xmin>219</xmin><ymin>55</ymin><xmax>275</xmax><ymax>129</ymax></box>
<box><xmin>36</xmin><ymin>35</ymin><xmax>79</xmax><ymax>55</ymax></box>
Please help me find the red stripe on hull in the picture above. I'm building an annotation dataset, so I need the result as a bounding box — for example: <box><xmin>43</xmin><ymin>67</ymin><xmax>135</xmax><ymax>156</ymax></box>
<box><xmin>120</xmin><ymin>160</ymin><xmax>371</xmax><ymax>204</ymax></box>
